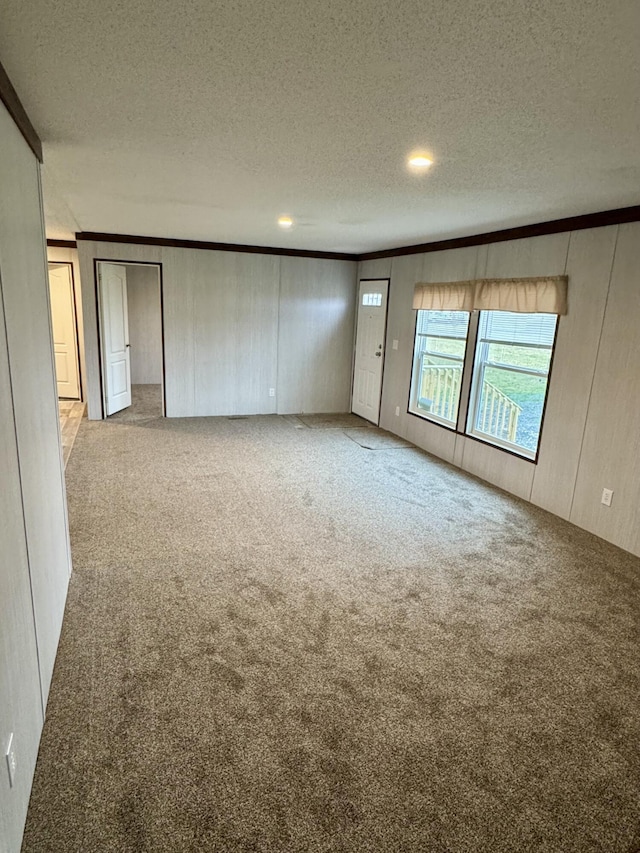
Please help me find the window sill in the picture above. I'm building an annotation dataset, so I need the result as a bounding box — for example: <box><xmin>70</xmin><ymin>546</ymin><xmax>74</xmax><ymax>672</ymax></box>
<box><xmin>407</xmin><ymin>407</ymin><xmax>458</xmax><ymax>433</ymax></box>
<box><xmin>463</xmin><ymin>430</ymin><xmax>538</xmax><ymax>463</ymax></box>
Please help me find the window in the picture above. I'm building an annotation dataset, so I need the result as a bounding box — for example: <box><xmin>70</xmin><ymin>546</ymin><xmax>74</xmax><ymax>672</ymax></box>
<box><xmin>467</xmin><ymin>311</ymin><xmax>557</xmax><ymax>459</ymax></box>
<box><xmin>362</xmin><ymin>292</ymin><xmax>383</xmax><ymax>307</ymax></box>
<box><xmin>409</xmin><ymin>310</ymin><xmax>470</xmax><ymax>426</ymax></box>
<box><xmin>409</xmin><ymin>309</ymin><xmax>558</xmax><ymax>460</ymax></box>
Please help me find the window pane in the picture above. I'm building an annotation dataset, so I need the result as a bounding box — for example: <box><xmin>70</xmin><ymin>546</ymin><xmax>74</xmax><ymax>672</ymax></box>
<box><xmin>424</xmin><ymin>336</ymin><xmax>467</xmax><ymax>360</ymax></box>
<box><xmin>480</xmin><ymin>311</ymin><xmax>557</xmax><ymax>347</ymax></box>
<box><xmin>410</xmin><ymin>310</ymin><xmax>469</xmax><ymax>426</ymax></box>
<box><xmin>468</xmin><ymin>311</ymin><xmax>557</xmax><ymax>458</ymax></box>
<box><xmin>475</xmin><ymin>365</ymin><xmax>547</xmax><ymax>452</ymax></box>
<box><xmin>362</xmin><ymin>292</ymin><xmax>383</xmax><ymax>307</ymax></box>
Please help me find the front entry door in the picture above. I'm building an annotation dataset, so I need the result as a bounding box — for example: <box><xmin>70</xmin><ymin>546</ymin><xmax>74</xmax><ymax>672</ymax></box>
<box><xmin>48</xmin><ymin>263</ymin><xmax>80</xmax><ymax>399</ymax></box>
<box><xmin>98</xmin><ymin>262</ymin><xmax>131</xmax><ymax>415</ymax></box>
<box><xmin>351</xmin><ymin>279</ymin><xmax>389</xmax><ymax>424</ymax></box>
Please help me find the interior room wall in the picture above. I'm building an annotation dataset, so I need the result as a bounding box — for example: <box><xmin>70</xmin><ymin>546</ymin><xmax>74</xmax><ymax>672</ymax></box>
<box><xmin>46</xmin><ymin>245</ymin><xmax>86</xmax><ymax>401</ymax></box>
<box><xmin>0</xmin><ymin>101</ymin><xmax>72</xmax><ymax>853</ymax></box>
<box><xmin>125</xmin><ymin>264</ymin><xmax>162</xmax><ymax>385</ymax></box>
<box><xmin>277</xmin><ymin>256</ymin><xmax>357</xmax><ymax>414</ymax></box>
<box><xmin>77</xmin><ymin>242</ymin><xmax>357</xmax><ymax>419</ymax></box>
<box><xmin>362</xmin><ymin>220</ymin><xmax>640</xmax><ymax>558</ymax></box>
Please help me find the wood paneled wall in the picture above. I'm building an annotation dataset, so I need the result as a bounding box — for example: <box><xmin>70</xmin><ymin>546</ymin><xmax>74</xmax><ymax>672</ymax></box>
<box><xmin>126</xmin><ymin>265</ymin><xmax>162</xmax><ymax>385</ymax></box>
<box><xmin>570</xmin><ymin>224</ymin><xmax>640</xmax><ymax>555</ymax></box>
<box><xmin>0</xmin><ymin>101</ymin><xmax>72</xmax><ymax>852</ymax></box>
<box><xmin>77</xmin><ymin>242</ymin><xmax>357</xmax><ymax>419</ymax></box>
<box><xmin>366</xmin><ymin>221</ymin><xmax>640</xmax><ymax>557</ymax></box>
<box><xmin>277</xmin><ymin>257</ymin><xmax>357</xmax><ymax>414</ymax></box>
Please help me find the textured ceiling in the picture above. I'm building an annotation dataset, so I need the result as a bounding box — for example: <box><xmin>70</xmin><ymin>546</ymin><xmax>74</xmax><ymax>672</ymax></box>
<box><xmin>1</xmin><ymin>0</ymin><xmax>639</xmax><ymax>252</ymax></box>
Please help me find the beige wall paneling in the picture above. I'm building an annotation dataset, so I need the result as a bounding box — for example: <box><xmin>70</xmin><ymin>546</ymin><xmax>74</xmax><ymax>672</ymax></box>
<box><xmin>422</xmin><ymin>245</ymin><xmax>482</xmax><ymax>281</ymax></box>
<box><xmin>277</xmin><ymin>257</ymin><xmax>357</xmax><ymax>414</ymax></box>
<box><xmin>0</xmin><ymin>104</ymin><xmax>71</xmax><ymax>704</ymax></box>
<box><xmin>80</xmin><ymin>244</ymin><xmax>355</xmax><ymax>419</ymax></box>
<box><xmin>570</xmin><ymin>222</ymin><xmax>640</xmax><ymax>555</ymax></box>
<box><xmin>77</xmin><ymin>240</ymin><xmax>105</xmax><ymax>418</ymax></box>
<box><xmin>473</xmin><ymin>243</ymin><xmax>489</xmax><ymax>278</ymax></box>
<box><xmin>161</xmin><ymin>246</ymin><xmax>195</xmax><ymax>417</ymax></box>
<box><xmin>405</xmin><ymin>416</ymin><xmax>458</xmax><ymax>465</ymax></box>
<box><xmin>378</xmin><ymin>254</ymin><xmax>423</xmax><ymax>438</ymax></box>
<box><xmin>191</xmin><ymin>250</ymin><xmax>280</xmax><ymax>416</ymax></box>
<box><xmin>358</xmin><ymin>257</ymin><xmax>393</xmax><ymax>279</ymax></box>
<box><xmin>77</xmin><ymin>240</ymin><xmax>162</xmax><ymax>418</ymax></box>
<box><xmin>530</xmin><ymin>227</ymin><xmax>617</xmax><ymax>518</ymax></box>
<box><xmin>126</xmin><ymin>264</ymin><xmax>163</xmax><ymax>385</ymax></box>
<box><xmin>0</xmin><ymin>269</ymin><xmax>46</xmax><ymax>853</ymax></box>
<box><xmin>453</xmin><ymin>434</ymin><xmax>465</xmax><ymax>468</ymax></box>
<box><xmin>47</xmin><ymin>245</ymin><xmax>86</xmax><ymax>401</ymax></box>
<box><xmin>456</xmin><ymin>437</ymin><xmax>536</xmax><ymax>500</ymax></box>
<box><xmin>483</xmin><ymin>231</ymin><xmax>571</xmax><ymax>278</ymax></box>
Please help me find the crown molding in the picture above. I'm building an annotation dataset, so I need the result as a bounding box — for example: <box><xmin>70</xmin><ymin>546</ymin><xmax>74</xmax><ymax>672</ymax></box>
<box><xmin>358</xmin><ymin>205</ymin><xmax>640</xmax><ymax>261</ymax></box>
<box><xmin>47</xmin><ymin>239</ymin><xmax>77</xmax><ymax>249</ymax></box>
<box><xmin>75</xmin><ymin>231</ymin><xmax>357</xmax><ymax>261</ymax></box>
<box><xmin>0</xmin><ymin>58</ymin><xmax>42</xmax><ymax>162</ymax></box>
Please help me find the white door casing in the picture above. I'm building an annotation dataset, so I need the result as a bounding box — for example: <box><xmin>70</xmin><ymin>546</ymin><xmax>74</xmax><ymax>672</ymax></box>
<box><xmin>48</xmin><ymin>263</ymin><xmax>80</xmax><ymax>399</ymax></box>
<box><xmin>98</xmin><ymin>262</ymin><xmax>131</xmax><ymax>415</ymax></box>
<box><xmin>352</xmin><ymin>279</ymin><xmax>389</xmax><ymax>424</ymax></box>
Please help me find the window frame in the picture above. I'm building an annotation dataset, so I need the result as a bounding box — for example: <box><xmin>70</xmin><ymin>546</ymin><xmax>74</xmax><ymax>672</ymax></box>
<box><xmin>407</xmin><ymin>308</ymin><xmax>559</xmax><ymax>464</ymax></box>
<box><xmin>408</xmin><ymin>309</ymin><xmax>471</xmax><ymax>431</ymax></box>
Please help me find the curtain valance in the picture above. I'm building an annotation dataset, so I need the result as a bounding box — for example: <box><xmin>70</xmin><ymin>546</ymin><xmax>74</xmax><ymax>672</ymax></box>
<box><xmin>412</xmin><ymin>276</ymin><xmax>568</xmax><ymax>315</ymax></box>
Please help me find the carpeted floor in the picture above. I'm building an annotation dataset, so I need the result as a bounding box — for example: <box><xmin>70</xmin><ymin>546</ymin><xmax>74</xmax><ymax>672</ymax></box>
<box><xmin>107</xmin><ymin>384</ymin><xmax>163</xmax><ymax>422</ymax></box>
<box><xmin>22</xmin><ymin>413</ymin><xmax>640</xmax><ymax>852</ymax></box>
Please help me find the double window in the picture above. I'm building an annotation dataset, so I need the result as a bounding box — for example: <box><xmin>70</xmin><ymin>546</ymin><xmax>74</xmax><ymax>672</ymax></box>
<box><xmin>410</xmin><ymin>308</ymin><xmax>558</xmax><ymax>460</ymax></box>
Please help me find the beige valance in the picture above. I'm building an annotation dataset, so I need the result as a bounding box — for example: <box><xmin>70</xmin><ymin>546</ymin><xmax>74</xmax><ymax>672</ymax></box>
<box><xmin>413</xmin><ymin>276</ymin><xmax>568</xmax><ymax>315</ymax></box>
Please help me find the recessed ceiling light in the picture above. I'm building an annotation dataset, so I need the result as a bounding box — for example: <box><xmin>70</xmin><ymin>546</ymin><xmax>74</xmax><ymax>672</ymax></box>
<box><xmin>408</xmin><ymin>154</ymin><xmax>433</xmax><ymax>169</ymax></box>
<box><xmin>278</xmin><ymin>215</ymin><xmax>293</xmax><ymax>229</ymax></box>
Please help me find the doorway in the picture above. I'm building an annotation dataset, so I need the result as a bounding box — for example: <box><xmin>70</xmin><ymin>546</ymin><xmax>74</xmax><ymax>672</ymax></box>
<box><xmin>351</xmin><ymin>278</ymin><xmax>389</xmax><ymax>424</ymax></box>
<box><xmin>96</xmin><ymin>261</ymin><xmax>164</xmax><ymax>419</ymax></box>
<box><xmin>48</xmin><ymin>262</ymin><xmax>81</xmax><ymax>400</ymax></box>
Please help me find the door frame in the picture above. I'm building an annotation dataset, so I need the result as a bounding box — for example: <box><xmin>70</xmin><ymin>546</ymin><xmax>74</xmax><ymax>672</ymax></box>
<box><xmin>94</xmin><ymin>259</ymin><xmax>166</xmax><ymax>419</ymax></box>
<box><xmin>48</xmin><ymin>260</ymin><xmax>83</xmax><ymax>401</ymax></box>
<box><xmin>350</xmin><ymin>277</ymin><xmax>391</xmax><ymax>426</ymax></box>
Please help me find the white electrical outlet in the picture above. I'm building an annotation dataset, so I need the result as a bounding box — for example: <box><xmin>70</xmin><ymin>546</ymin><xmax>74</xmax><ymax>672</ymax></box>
<box><xmin>5</xmin><ymin>733</ymin><xmax>16</xmax><ymax>788</ymax></box>
<box><xmin>601</xmin><ymin>488</ymin><xmax>613</xmax><ymax>507</ymax></box>
<box><xmin>395</xmin><ymin>406</ymin><xmax>400</xmax><ymax>416</ymax></box>
<box><xmin>268</xmin><ymin>388</ymin><xmax>275</xmax><ymax>397</ymax></box>
<box><xmin>392</xmin><ymin>339</ymin><xmax>399</xmax><ymax>350</ymax></box>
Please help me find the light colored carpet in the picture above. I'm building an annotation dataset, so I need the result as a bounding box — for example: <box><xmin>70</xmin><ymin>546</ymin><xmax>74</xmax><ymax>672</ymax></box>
<box><xmin>295</xmin><ymin>413</ymin><xmax>373</xmax><ymax>430</ymax></box>
<box><xmin>22</xmin><ymin>413</ymin><xmax>640</xmax><ymax>852</ymax></box>
<box><xmin>345</xmin><ymin>428</ymin><xmax>413</xmax><ymax>450</ymax></box>
<box><xmin>108</xmin><ymin>384</ymin><xmax>162</xmax><ymax>422</ymax></box>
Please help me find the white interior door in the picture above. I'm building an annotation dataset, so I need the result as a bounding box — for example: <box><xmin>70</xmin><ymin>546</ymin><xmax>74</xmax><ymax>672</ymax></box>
<box><xmin>48</xmin><ymin>263</ymin><xmax>80</xmax><ymax>399</ymax></box>
<box><xmin>352</xmin><ymin>279</ymin><xmax>389</xmax><ymax>424</ymax></box>
<box><xmin>98</xmin><ymin>262</ymin><xmax>131</xmax><ymax>415</ymax></box>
